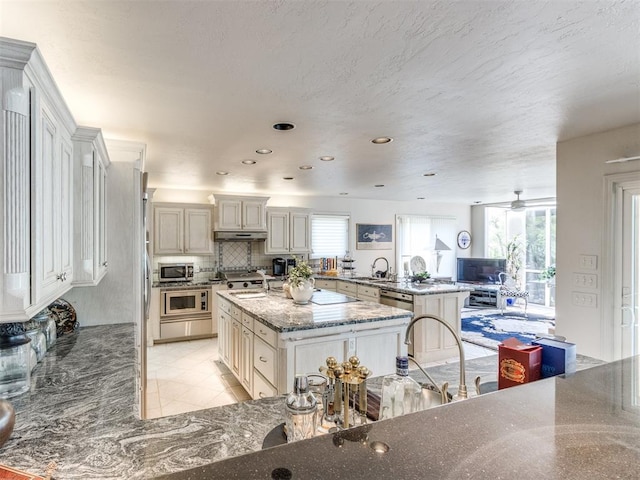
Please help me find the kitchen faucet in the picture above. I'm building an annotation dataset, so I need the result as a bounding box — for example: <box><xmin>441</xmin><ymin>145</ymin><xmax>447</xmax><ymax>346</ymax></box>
<box><xmin>371</xmin><ymin>257</ymin><xmax>389</xmax><ymax>278</ymax></box>
<box><xmin>404</xmin><ymin>314</ymin><xmax>468</xmax><ymax>400</ymax></box>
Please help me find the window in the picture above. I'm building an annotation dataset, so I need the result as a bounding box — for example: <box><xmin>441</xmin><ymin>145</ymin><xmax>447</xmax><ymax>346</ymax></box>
<box><xmin>396</xmin><ymin>215</ymin><xmax>456</xmax><ymax>276</ymax></box>
<box><xmin>311</xmin><ymin>214</ymin><xmax>349</xmax><ymax>258</ymax></box>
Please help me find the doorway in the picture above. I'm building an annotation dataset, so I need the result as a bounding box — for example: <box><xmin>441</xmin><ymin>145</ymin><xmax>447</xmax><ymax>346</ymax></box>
<box><xmin>605</xmin><ymin>174</ymin><xmax>640</xmax><ymax>360</ymax></box>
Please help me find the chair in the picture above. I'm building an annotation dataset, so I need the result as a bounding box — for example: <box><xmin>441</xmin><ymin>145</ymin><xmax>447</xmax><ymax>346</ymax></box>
<box><xmin>498</xmin><ymin>272</ymin><xmax>529</xmax><ymax>316</ymax></box>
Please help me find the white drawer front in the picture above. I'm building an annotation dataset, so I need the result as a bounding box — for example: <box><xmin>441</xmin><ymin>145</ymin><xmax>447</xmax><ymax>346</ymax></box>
<box><xmin>218</xmin><ymin>297</ymin><xmax>231</xmax><ymax>315</ymax></box>
<box><xmin>253</xmin><ymin>322</ymin><xmax>277</xmax><ymax>347</ymax></box>
<box><xmin>254</xmin><ymin>336</ymin><xmax>277</xmax><ymax>385</ymax></box>
<box><xmin>253</xmin><ymin>370</ymin><xmax>277</xmax><ymax>400</ymax></box>
<box><xmin>357</xmin><ymin>285</ymin><xmax>379</xmax><ymax>299</ymax></box>
<box><xmin>337</xmin><ymin>281</ymin><xmax>357</xmax><ymax>294</ymax></box>
<box><xmin>315</xmin><ymin>279</ymin><xmax>337</xmax><ymax>290</ymax></box>
<box><xmin>241</xmin><ymin>312</ymin><xmax>254</xmax><ymax>330</ymax></box>
<box><xmin>231</xmin><ymin>304</ymin><xmax>242</xmax><ymax>321</ymax></box>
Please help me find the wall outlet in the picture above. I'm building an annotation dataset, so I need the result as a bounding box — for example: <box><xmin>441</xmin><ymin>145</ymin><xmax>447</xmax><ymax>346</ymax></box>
<box><xmin>579</xmin><ymin>254</ymin><xmax>598</xmax><ymax>270</ymax></box>
<box><xmin>348</xmin><ymin>337</ymin><xmax>356</xmax><ymax>352</ymax></box>
<box><xmin>571</xmin><ymin>291</ymin><xmax>597</xmax><ymax>308</ymax></box>
<box><xmin>572</xmin><ymin>273</ymin><xmax>598</xmax><ymax>289</ymax></box>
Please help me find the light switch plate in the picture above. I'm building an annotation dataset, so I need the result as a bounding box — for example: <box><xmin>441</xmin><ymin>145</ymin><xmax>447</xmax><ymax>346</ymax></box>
<box><xmin>572</xmin><ymin>291</ymin><xmax>597</xmax><ymax>308</ymax></box>
<box><xmin>579</xmin><ymin>254</ymin><xmax>598</xmax><ymax>270</ymax></box>
<box><xmin>573</xmin><ymin>273</ymin><xmax>598</xmax><ymax>289</ymax></box>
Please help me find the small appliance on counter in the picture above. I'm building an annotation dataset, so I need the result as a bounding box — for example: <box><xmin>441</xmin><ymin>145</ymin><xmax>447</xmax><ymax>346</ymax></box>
<box><xmin>286</xmin><ymin>258</ymin><xmax>296</xmax><ymax>274</ymax></box>
<box><xmin>272</xmin><ymin>258</ymin><xmax>287</xmax><ymax>277</ymax></box>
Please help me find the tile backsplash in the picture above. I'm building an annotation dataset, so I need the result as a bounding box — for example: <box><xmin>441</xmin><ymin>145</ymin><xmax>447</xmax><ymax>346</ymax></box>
<box><xmin>152</xmin><ymin>241</ymin><xmax>304</xmax><ymax>282</ymax></box>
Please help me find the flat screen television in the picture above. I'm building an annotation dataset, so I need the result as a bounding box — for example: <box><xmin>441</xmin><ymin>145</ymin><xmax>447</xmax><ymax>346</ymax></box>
<box><xmin>457</xmin><ymin>257</ymin><xmax>506</xmax><ymax>284</ymax></box>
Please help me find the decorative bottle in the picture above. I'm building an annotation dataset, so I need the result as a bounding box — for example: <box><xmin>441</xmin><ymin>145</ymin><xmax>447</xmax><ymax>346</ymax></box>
<box><xmin>285</xmin><ymin>375</ymin><xmax>318</xmax><ymax>442</ymax></box>
<box><xmin>379</xmin><ymin>356</ymin><xmax>423</xmax><ymax>420</ymax></box>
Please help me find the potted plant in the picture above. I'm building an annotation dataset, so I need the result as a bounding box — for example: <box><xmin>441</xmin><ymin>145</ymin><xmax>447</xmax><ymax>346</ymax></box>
<box><xmin>505</xmin><ymin>235</ymin><xmax>523</xmax><ymax>286</ymax></box>
<box><xmin>540</xmin><ymin>265</ymin><xmax>556</xmax><ymax>284</ymax></box>
<box><xmin>287</xmin><ymin>259</ymin><xmax>315</xmax><ymax>304</ymax></box>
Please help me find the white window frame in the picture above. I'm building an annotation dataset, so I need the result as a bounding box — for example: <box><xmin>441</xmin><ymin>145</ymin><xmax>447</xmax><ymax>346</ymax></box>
<box><xmin>310</xmin><ymin>213</ymin><xmax>350</xmax><ymax>259</ymax></box>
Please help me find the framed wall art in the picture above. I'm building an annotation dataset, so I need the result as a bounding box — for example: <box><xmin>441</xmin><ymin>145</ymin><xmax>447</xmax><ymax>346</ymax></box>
<box><xmin>356</xmin><ymin>224</ymin><xmax>393</xmax><ymax>250</ymax></box>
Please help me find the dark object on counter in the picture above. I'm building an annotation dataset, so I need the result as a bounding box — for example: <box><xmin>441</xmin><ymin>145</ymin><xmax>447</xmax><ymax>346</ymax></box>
<box><xmin>0</xmin><ymin>399</ymin><xmax>16</xmax><ymax>448</ymax></box>
<box><xmin>48</xmin><ymin>298</ymin><xmax>78</xmax><ymax>336</ymax></box>
<box><xmin>351</xmin><ymin>389</ymin><xmax>381</xmax><ymax>421</ymax></box>
<box><xmin>272</xmin><ymin>258</ymin><xmax>286</xmax><ymax>276</ymax></box>
<box><xmin>262</xmin><ymin>423</ymin><xmax>287</xmax><ymax>449</ymax></box>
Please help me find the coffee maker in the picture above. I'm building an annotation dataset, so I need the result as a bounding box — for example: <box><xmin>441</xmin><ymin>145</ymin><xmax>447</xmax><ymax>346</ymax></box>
<box><xmin>272</xmin><ymin>258</ymin><xmax>286</xmax><ymax>277</ymax></box>
<box><xmin>286</xmin><ymin>258</ymin><xmax>297</xmax><ymax>274</ymax></box>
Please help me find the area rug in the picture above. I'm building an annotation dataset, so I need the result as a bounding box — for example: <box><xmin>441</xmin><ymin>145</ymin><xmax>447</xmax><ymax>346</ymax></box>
<box><xmin>461</xmin><ymin>310</ymin><xmax>556</xmax><ymax>350</ymax></box>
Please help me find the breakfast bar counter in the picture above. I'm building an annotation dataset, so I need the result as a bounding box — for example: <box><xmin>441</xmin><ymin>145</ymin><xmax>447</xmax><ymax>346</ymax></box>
<box><xmin>0</xmin><ymin>324</ymin><xmax>611</xmax><ymax>479</ymax></box>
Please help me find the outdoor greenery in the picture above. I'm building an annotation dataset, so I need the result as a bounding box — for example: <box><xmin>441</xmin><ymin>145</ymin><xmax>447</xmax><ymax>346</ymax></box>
<box><xmin>540</xmin><ymin>265</ymin><xmax>556</xmax><ymax>281</ymax></box>
<box><xmin>505</xmin><ymin>235</ymin><xmax>524</xmax><ymax>284</ymax></box>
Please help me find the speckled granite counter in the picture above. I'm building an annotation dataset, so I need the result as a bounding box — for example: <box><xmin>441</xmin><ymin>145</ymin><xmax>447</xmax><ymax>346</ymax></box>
<box><xmin>1</xmin><ymin>323</ymin><xmax>610</xmax><ymax>479</ymax></box>
<box><xmin>217</xmin><ymin>289</ymin><xmax>412</xmax><ymax>332</ymax></box>
<box><xmin>315</xmin><ymin>275</ymin><xmax>473</xmax><ymax>296</ymax></box>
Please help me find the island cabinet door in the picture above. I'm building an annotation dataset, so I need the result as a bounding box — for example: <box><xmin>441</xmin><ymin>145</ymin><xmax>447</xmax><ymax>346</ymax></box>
<box><xmin>240</xmin><ymin>326</ymin><xmax>254</xmax><ymax>394</ymax></box>
<box><xmin>355</xmin><ymin>328</ymin><xmax>407</xmax><ymax>378</ymax></box>
<box><xmin>218</xmin><ymin>310</ymin><xmax>230</xmax><ymax>365</ymax></box>
<box><xmin>285</xmin><ymin>336</ymin><xmax>348</xmax><ymax>392</ymax></box>
<box><xmin>231</xmin><ymin>319</ymin><xmax>242</xmax><ymax>377</ymax></box>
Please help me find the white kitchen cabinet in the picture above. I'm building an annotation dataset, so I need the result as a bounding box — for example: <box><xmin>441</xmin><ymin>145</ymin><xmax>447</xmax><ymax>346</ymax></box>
<box><xmin>153</xmin><ymin>203</ymin><xmax>213</xmax><ymax>255</ymax></box>
<box><xmin>241</xmin><ymin>325</ymin><xmax>254</xmax><ymax>393</ymax></box>
<box><xmin>337</xmin><ymin>280</ymin><xmax>357</xmax><ymax>296</ymax></box>
<box><xmin>213</xmin><ymin>195</ymin><xmax>268</xmax><ymax>231</ymax></box>
<box><xmin>265</xmin><ymin>207</ymin><xmax>311</xmax><ymax>254</ymax></box>
<box><xmin>210</xmin><ymin>284</ymin><xmax>225</xmax><ymax>335</ymax></box>
<box><xmin>315</xmin><ymin>279</ymin><xmax>337</xmax><ymax>291</ymax></box>
<box><xmin>31</xmin><ymin>91</ymin><xmax>75</xmax><ymax>308</ymax></box>
<box><xmin>410</xmin><ymin>291</ymin><xmax>470</xmax><ymax>364</ymax></box>
<box><xmin>71</xmin><ymin>126</ymin><xmax>110</xmax><ymax>286</ymax></box>
<box><xmin>356</xmin><ymin>284</ymin><xmax>379</xmax><ymax>302</ymax></box>
<box><xmin>231</xmin><ymin>318</ymin><xmax>242</xmax><ymax>377</ymax></box>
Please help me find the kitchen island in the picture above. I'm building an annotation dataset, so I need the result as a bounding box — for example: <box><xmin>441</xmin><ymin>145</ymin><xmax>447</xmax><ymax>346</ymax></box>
<box><xmin>314</xmin><ymin>276</ymin><xmax>473</xmax><ymax>363</ymax></box>
<box><xmin>1</xmin><ymin>323</ymin><xmax>609</xmax><ymax>479</ymax></box>
<box><xmin>216</xmin><ymin>289</ymin><xmax>413</xmax><ymax>398</ymax></box>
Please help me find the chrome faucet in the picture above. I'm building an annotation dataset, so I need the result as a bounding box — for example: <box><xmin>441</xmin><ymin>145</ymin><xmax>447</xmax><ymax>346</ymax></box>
<box><xmin>404</xmin><ymin>314</ymin><xmax>468</xmax><ymax>400</ymax></box>
<box><xmin>371</xmin><ymin>257</ymin><xmax>389</xmax><ymax>278</ymax></box>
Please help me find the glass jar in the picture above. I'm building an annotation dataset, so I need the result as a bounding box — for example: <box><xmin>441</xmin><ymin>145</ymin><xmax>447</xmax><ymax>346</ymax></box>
<box><xmin>285</xmin><ymin>375</ymin><xmax>318</xmax><ymax>442</ymax></box>
<box><xmin>0</xmin><ymin>323</ymin><xmax>31</xmax><ymax>399</ymax></box>
<box><xmin>33</xmin><ymin>310</ymin><xmax>57</xmax><ymax>349</ymax></box>
<box><xmin>23</xmin><ymin>320</ymin><xmax>47</xmax><ymax>363</ymax></box>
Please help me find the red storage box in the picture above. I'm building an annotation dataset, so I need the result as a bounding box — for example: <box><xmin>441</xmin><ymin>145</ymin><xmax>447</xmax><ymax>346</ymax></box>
<box><xmin>498</xmin><ymin>338</ymin><xmax>542</xmax><ymax>389</ymax></box>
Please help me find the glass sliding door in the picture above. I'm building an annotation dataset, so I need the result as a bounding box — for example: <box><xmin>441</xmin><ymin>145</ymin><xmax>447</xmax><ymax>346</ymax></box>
<box><xmin>525</xmin><ymin>207</ymin><xmax>556</xmax><ymax>307</ymax></box>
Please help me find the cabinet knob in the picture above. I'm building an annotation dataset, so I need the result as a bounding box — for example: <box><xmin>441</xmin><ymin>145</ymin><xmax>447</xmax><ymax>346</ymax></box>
<box><xmin>103</xmin><ymin>261</ymin><xmax>108</xmax><ymax>267</ymax></box>
<box><xmin>259</xmin><ymin>356</ymin><xmax>268</xmax><ymax>363</ymax></box>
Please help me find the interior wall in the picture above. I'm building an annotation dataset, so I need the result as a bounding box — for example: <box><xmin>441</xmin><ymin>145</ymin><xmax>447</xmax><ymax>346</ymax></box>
<box><xmin>556</xmin><ymin>123</ymin><xmax>640</xmax><ymax>361</ymax></box>
<box><xmin>65</xmin><ymin>152</ymin><xmax>141</xmax><ymax>327</ymax></box>
<box><xmin>152</xmin><ymin>189</ymin><xmax>471</xmax><ymax>278</ymax></box>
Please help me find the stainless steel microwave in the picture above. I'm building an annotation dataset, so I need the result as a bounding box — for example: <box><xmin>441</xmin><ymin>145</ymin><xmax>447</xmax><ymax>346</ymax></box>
<box><xmin>158</xmin><ymin>263</ymin><xmax>194</xmax><ymax>283</ymax></box>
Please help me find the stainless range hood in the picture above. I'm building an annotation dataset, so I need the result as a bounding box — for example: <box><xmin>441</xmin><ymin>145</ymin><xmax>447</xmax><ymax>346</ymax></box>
<box><xmin>214</xmin><ymin>231</ymin><xmax>268</xmax><ymax>241</ymax></box>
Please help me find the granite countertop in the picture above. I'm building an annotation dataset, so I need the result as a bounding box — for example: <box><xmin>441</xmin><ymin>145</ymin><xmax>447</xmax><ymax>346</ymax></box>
<box><xmin>0</xmin><ymin>323</ymin><xmax>612</xmax><ymax>479</ymax></box>
<box><xmin>314</xmin><ymin>274</ymin><xmax>473</xmax><ymax>296</ymax></box>
<box><xmin>217</xmin><ymin>289</ymin><xmax>413</xmax><ymax>333</ymax></box>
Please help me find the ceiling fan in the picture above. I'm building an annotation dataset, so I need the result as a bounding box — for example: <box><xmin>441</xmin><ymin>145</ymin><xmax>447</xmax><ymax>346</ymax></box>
<box><xmin>511</xmin><ymin>190</ymin><xmax>526</xmax><ymax>211</ymax></box>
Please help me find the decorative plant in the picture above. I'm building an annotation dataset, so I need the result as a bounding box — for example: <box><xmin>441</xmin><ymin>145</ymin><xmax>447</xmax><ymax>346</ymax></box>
<box><xmin>288</xmin><ymin>259</ymin><xmax>314</xmax><ymax>287</ymax></box>
<box><xmin>505</xmin><ymin>235</ymin><xmax>523</xmax><ymax>285</ymax></box>
<box><xmin>540</xmin><ymin>265</ymin><xmax>556</xmax><ymax>282</ymax></box>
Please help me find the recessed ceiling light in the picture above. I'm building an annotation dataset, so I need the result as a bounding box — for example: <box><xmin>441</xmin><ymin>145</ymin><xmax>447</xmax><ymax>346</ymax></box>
<box><xmin>242</xmin><ymin>160</ymin><xmax>256</xmax><ymax>165</ymax></box>
<box><xmin>299</xmin><ymin>165</ymin><xmax>313</xmax><ymax>170</ymax></box>
<box><xmin>216</xmin><ymin>171</ymin><xmax>229</xmax><ymax>176</ymax></box>
<box><xmin>423</xmin><ymin>173</ymin><xmax>437</xmax><ymax>177</ymax></box>
<box><xmin>319</xmin><ymin>156</ymin><xmax>335</xmax><ymax>161</ymax></box>
<box><xmin>371</xmin><ymin>137</ymin><xmax>393</xmax><ymax>144</ymax></box>
<box><xmin>283</xmin><ymin>177</ymin><xmax>294</xmax><ymax>180</ymax></box>
<box><xmin>256</xmin><ymin>148</ymin><xmax>272</xmax><ymax>154</ymax></box>
<box><xmin>273</xmin><ymin>122</ymin><xmax>295</xmax><ymax>131</ymax></box>
<box><xmin>374</xmin><ymin>184</ymin><xmax>385</xmax><ymax>187</ymax></box>
<box><xmin>417</xmin><ymin>197</ymin><xmax>425</xmax><ymax>200</ymax></box>
<box><xmin>339</xmin><ymin>192</ymin><xmax>349</xmax><ymax>195</ymax></box>
<box><xmin>474</xmin><ymin>201</ymin><xmax>482</xmax><ymax>204</ymax></box>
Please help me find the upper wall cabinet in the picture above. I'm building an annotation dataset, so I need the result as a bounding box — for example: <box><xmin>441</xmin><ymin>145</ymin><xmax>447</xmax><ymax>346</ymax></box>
<box><xmin>71</xmin><ymin>127</ymin><xmax>110</xmax><ymax>287</ymax></box>
<box><xmin>265</xmin><ymin>207</ymin><xmax>312</xmax><ymax>254</ymax></box>
<box><xmin>0</xmin><ymin>38</ymin><xmax>79</xmax><ymax>322</ymax></box>
<box><xmin>153</xmin><ymin>203</ymin><xmax>213</xmax><ymax>255</ymax></box>
<box><xmin>213</xmin><ymin>195</ymin><xmax>269</xmax><ymax>231</ymax></box>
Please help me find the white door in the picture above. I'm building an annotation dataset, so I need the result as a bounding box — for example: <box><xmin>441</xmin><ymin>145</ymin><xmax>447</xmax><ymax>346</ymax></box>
<box><xmin>620</xmin><ymin>187</ymin><xmax>640</xmax><ymax>359</ymax></box>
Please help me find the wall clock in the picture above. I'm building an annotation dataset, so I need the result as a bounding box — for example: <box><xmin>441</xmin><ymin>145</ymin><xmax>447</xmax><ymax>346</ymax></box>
<box><xmin>457</xmin><ymin>230</ymin><xmax>471</xmax><ymax>249</ymax></box>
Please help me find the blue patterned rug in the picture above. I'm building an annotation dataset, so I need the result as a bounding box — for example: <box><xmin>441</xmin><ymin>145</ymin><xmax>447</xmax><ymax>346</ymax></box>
<box><xmin>461</xmin><ymin>310</ymin><xmax>556</xmax><ymax>350</ymax></box>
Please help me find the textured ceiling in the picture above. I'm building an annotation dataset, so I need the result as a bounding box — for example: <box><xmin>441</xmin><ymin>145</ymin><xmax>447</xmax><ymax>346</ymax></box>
<box><xmin>1</xmin><ymin>0</ymin><xmax>639</xmax><ymax>204</ymax></box>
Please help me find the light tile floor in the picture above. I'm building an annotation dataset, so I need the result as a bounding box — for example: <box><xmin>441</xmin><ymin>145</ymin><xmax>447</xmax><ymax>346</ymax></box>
<box><xmin>145</xmin><ymin>337</ymin><xmax>250</xmax><ymax>419</ymax></box>
<box><xmin>144</xmin><ymin>335</ymin><xmax>498</xmax><ymax>419</ymax></box>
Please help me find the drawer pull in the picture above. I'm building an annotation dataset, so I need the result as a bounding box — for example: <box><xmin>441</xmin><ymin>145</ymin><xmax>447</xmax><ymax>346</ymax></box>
<box><xmin>259</xmin><ymin>392</ymin><xmax>267</xmax><ymax>398</ymax></box>
<box><xmin>259</xmin><ymin>329</ymin><xmax>267</xmax><ymax>335</ymax></box>
<box><xmin>259</xmin><ymin>356</ymin><xmax>268</xmax><ymax>363</ymax></box>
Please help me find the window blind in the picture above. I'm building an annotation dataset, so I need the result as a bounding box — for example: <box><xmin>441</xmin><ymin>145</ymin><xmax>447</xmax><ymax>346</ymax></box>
<box><xmin>311</xmin><ymin>214</ymin><xmax>349</xmax><ymax>258</ymax></box>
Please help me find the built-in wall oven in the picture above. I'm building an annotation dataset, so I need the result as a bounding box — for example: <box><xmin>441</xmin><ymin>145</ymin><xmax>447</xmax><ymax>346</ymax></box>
<box><xmin>159</xmin><ymin>287</ymin><xmax>213</xmax><ymax>342</ymax></box>
<box><xmin>379</xmin><ymin>289</ymin><xmax>414</xmax><ymax>312</ymax></box>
